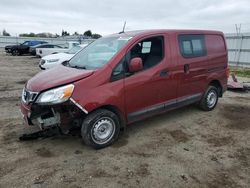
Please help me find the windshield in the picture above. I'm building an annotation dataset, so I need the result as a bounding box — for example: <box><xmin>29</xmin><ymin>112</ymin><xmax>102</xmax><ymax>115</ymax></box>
<box><xmin>68</xmin><ymin>36</ymin><xmax>132</xmax><ymax>70</ymax></box>
<box><xmin>68</xmin><ymin>45</ymin><xmax>82</xmax><ymax>54</ymax></box>
<box><xmin>22</xmin><ymin>41</ymin><xmax>29</xmax><ymax>45</ymax></box>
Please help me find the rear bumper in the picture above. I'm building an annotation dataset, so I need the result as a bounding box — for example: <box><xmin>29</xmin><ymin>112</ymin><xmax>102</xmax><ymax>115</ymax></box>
<box><xmin>222</xmin><ymin>84</ymin><xmax>227</xmax><ymax>93</ymax></box>
<box><xmin>222</xmin><ymin>78</ymin><xmax>228</xmax><ymax>95</ymax></box>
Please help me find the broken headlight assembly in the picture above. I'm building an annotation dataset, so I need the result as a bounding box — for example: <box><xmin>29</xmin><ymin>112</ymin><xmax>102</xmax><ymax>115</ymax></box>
<box><xmin>36</xmin><ymin>84</ymin><xmax>74</xmax><ymax>105</ymax></box>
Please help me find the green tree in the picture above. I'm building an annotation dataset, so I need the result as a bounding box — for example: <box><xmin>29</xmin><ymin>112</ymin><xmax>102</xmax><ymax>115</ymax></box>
<box><xmin>19</xmin><ymin>33</ymin><xmax>36</xmax><ymax>37</ymax></box>
<box><xmin>61</xmin><ymin>30</ymin><xmax>70</xmax><ymax>36</ymax></box>
<box><xmin>73</xmin><ymin>31</ymin><xmax>79</xmax><ymax>36</ymax></box>
<box><xmin>2</xmin><ymin>29</ymin><xmax>10</xmax><ymax>36</ymax></box>
<box><xmin>92</xmin><ymin>33</ymin><xmax>102</xmax><ymax>39</ymax></box>
<box><xmin>84</xmin><ymin>30</ymin><xmax>92</xmax><ymax>37</ymax></box>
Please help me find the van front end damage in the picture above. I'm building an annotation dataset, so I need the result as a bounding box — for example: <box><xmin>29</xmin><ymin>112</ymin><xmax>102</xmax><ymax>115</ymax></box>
<box><xmin>21</xmin><ymin>99</ymin><xmax>86</xmax><ymax>132</ymax></box>
<box><xmin>20</xmin><ymin>84</ymin><xmax>88</xmax><ymax>140</ymax></box>
<box><xmin>30</xmin><ymin>105</ymin><xmax>60</xmax><ymax>130</ymax></box>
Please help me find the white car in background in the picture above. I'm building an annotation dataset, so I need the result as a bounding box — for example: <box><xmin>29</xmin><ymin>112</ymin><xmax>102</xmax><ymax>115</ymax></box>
<box><xmin>39</xmin><ymin>44</ymin><xmax>88</xmax><ymax>70</ymax></box>
<box><xmin>36</xmin><ymin>41</ymin><xmax>80</xmax><ymax>57</ymax></box>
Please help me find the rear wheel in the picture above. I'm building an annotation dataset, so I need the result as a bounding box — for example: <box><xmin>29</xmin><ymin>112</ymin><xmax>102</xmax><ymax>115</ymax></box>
<box><xmin>199</xmin><ymin>86</ymin><xmax>218</xmax><ymax>111</ymax></box>
<box><xmin>12</xmin><ymin>49</ymin><xmax>20</xmax><ymax>56</ymax></box>
<box><xmin>81</xmin><ymin>109</ymin><xmax>120</xmax><ymax>149</ymax></box>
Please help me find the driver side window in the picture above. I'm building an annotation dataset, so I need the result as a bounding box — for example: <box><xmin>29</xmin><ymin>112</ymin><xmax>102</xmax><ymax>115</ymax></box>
<box><xmin>128</xmin><ymin>36</ymin><xmax>164</xmax><ymax>71</ymax></box>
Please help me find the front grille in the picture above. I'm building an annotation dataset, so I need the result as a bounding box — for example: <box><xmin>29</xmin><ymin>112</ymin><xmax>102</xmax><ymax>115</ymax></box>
<box><xmin>22</xmin><ymin>89</ymin><xmax>39</xmax><ymax>104</ymax></box>
<box><xmin>40</xmin><ymin>59</ymin><xmax>46</xmax><ymax>65</ymax></box>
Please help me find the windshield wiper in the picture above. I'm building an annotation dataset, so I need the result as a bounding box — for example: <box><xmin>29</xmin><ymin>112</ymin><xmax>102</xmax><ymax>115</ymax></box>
<box><xmin>70</xmin><ymin>65</ymin><xmax>87</xmax><ymax>69</ymax></box>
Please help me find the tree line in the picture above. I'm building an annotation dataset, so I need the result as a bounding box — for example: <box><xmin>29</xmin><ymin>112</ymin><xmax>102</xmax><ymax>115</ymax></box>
<box><xmin>61</xmin><ymin>29</ymin><xmax>102</xmax><ymax>39</ymax></box>
<box><xmin>1</xmin><ymin>29</ymin><xmax>102</xmax><ymax>39</ymax></box>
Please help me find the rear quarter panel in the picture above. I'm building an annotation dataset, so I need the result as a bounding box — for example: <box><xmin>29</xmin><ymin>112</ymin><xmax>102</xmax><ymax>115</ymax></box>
<box><xmin>174</xmin><ymin>31</ymin><xmax>228</xmax><ymax>98</ymax></box>
<box><xmin>205</xmin><ymin>34</ymin><xmax>228</xmax><ymax>91</ymax></box>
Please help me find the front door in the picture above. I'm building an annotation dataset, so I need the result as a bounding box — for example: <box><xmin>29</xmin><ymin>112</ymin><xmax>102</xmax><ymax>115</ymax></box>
<box><xmin>124</xmin><ymin>35</ymin><xmax>178</xmax><ymax>122</ymax></box>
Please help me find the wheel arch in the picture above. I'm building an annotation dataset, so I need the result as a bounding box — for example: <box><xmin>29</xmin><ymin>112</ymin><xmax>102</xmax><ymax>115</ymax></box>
<box><xmin>89</xmin><ymin>105</ymin><xmax>126</xmax><ymax>130</ymax></box>
<box><xmin>209</xmin><ymin>80</ymin><xmax>223</xmax><ymax>97</ymax></box>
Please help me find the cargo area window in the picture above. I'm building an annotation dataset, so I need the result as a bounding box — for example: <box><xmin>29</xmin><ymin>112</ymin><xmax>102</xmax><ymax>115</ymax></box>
<box><xmin>178</xmin><ymin>35</ymin><xmax>206</xmax><ymax>58</ymax></box>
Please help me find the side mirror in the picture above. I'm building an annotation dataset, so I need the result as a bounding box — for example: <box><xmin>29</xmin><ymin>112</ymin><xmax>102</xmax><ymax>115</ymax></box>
<box><xmin>128</xmin><ymin>57</ymin><xmax>143</xmax><ymax>73</ymax></box>
<box><xmin>61</xmin><ymin>61</ymin><xmax>69</xmax><ymax>66</ymax></box>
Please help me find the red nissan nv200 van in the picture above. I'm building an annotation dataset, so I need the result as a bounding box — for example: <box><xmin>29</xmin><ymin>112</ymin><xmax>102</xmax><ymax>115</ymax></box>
<box><xmin>20</xmin><ymin>30</ymin><xmax>228</xmax><ymax>149</ymax></box>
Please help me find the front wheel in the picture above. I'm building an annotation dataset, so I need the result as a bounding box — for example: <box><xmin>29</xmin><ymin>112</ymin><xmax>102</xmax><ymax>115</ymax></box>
<box><xmin>199</xmin><ymin>86</ymin><xmax>219</xmax><ymax>111</ymax></box>
<box><xmin>81</xmin><ymin>109</ymin><xmax>120</xmax><ymax>149</ymax></box>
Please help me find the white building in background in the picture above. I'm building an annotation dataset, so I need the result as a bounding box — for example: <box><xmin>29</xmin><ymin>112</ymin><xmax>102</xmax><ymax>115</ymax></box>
<box><xmin>0</xmin><ymin>35</ymin><xmax>94</xmax><ymax>48</ymax></box>
<box><xmin>226</xmin><ymin>33</ymin><xmax>250</xmax><ymax>67</ymax></box>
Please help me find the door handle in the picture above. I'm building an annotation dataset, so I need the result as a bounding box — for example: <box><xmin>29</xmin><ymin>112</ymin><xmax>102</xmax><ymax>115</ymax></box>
<box><xmin>160</xmin><ymin>69</ymin><xmax>169</xmax><ymax>77</ymax></box>
<box><xmin>184</xmin><ymin>64</ymin><xmax>190</xmax><ymax>74</ymax></box>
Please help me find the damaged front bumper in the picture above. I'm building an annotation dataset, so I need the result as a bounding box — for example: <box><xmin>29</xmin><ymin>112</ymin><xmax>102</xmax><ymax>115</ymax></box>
<box><xmin>20</xmin><ymin>98</ymin><xmax>87</xmax><ymax>132</ymax></box>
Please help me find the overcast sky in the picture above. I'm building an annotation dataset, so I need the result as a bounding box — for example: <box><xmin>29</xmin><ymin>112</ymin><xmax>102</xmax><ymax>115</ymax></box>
<box><xmin>0</xmin><ymin>0</ymin><xmax>250</xmax><ymax>36</ymax></box>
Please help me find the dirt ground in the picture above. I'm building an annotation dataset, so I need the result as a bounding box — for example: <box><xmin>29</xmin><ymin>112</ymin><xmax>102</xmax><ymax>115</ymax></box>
<box><xmin>0</xmin><ymin>50</ymin><xmax>250</xmax><ymax>188</ymax></box>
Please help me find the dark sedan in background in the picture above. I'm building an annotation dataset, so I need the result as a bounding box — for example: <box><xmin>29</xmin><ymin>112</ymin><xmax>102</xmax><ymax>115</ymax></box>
<box><xmin>5</xmin><ymin>40</ymin><xmax>47</xmax><ymax>56</ymax></box>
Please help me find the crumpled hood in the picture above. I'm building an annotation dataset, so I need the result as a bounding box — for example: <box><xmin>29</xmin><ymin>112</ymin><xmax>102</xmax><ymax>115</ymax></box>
<box><xmin>26</xmin><ymin>65</ymin><xmax>94</xmax><ymax>92</ymax></box>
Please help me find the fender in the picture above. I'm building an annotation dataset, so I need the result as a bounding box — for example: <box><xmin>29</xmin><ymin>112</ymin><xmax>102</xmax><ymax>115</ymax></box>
<box><xmin>71</xmin><ymin>66</ymin><xmax>126</xmax><ymax>117</ymax></box>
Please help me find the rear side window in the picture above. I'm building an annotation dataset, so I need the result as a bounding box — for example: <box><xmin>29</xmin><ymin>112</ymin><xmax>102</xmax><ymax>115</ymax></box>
<box><xmin>178</xmin><ymin>35</ymin><xmax>206</xmax><ymax>58</ymax></box>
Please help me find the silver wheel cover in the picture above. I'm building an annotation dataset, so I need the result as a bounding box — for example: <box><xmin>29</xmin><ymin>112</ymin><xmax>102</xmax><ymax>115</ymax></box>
<box><xmin>91</xmin><ymin>117</ymin><xmax>116</xmax><ymax>145</ymax></box>
<box><xmin>207</xmin><ymin>90</ymin><xmax>217</xmax><ymax>108</ymax></box>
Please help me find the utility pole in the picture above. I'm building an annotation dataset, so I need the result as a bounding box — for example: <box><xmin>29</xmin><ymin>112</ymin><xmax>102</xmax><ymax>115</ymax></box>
<box><xmin>235</xmin><ymin>24</ymin><xmax>241</xmax><ymax>36</ymax></box>
<box><xmin>235</xmin><ymin>24</ymin><xmax>243</xmax><ymax>66</ymax></box>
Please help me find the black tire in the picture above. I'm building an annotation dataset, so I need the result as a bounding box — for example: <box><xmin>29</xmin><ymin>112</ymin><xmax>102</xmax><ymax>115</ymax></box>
<box><xmin>12</xmin><ymin>49</ymin><xmax>20</xmax><ymax>56</ymax></box>
<box><xmin>81</xmin><ymin>109</ymin><xmax>120</xmax><ymax>149</ymax></box>
<box><xmin>199</xmin><ymin>85</ymin><xmax>219</xmax><ymax>111</ymax></box>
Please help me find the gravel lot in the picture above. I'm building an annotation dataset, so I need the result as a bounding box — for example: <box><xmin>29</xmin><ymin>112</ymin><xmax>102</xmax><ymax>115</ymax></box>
<box><xmin>0</xmin><ymin>50</ymin><xmax>250</xmax><ymax>188</ymax></box>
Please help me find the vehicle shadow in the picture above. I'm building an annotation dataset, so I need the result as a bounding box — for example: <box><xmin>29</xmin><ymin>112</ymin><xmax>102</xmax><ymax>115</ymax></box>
<box><xmin>125</xmin><ymin>105</ymin><xmax>199</xmax><ymax>134</ymax></box>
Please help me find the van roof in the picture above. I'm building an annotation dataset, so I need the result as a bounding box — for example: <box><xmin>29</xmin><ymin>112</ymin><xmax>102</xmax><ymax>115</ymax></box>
<box><xmin>107</xmin><ymin>29</ymin><xmax>224</xmax><ymax>38</ymax></box>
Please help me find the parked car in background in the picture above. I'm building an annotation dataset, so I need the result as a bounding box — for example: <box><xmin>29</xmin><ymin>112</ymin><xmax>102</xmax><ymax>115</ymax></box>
<box><xmin>36</xmin><ymin>42</ymin><xmax>79</xmax><ymax>57</ymax></box>
<box><xmin>20</xmin><ymin>29</ymin><xmax>228</xmax><ymax>149</ymax></box>
<box><xmin>39</xmin><ymin>44</ymin><xmax>88</xmax><ymax>70</ymax></box>
<box><xmin>5</xmin><ymin>41</ymin><xmax>47</xmax><ymax>56</ymax></box>
<box><xmin>29</xmin><ymin>44</ymin><xmax>64</xmax><ymax>56</ymax></box>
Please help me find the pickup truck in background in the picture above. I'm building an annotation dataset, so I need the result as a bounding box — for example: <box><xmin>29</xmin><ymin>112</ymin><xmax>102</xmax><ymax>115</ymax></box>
<box><xmin>5</xmin><ymin>41</ymin><xmax>47</xmax><ymax>56</ymax></box>
<box><xmin>29</xmin><ymin>44</ymin><xmax>64</xmax><ymax>56</ymax></box>
<box><xmin>36</xmin><ymin>42</ymin><xmax>79</xmax><ymax>57</ymax></box>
